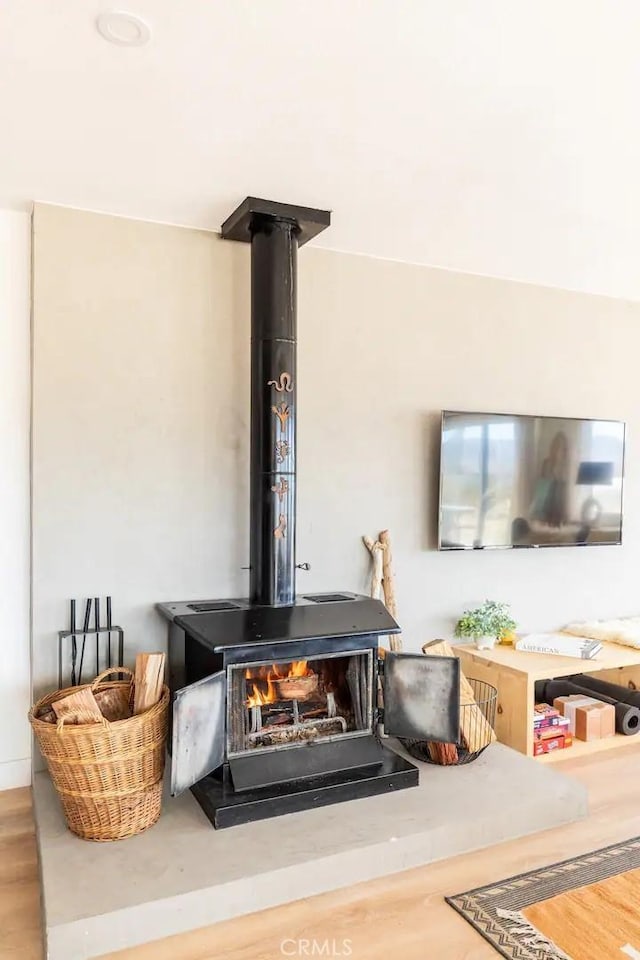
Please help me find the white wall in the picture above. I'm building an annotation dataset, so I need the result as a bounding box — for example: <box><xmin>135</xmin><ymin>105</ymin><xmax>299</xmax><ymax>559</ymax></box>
<box><xmin>0</xmin><ymin>209</ymin><xmax>31</xmax><ymax>789</ymax></box>
<box><xmin>31</xmin><ymin>204</ymin><xmax>640</xmax><ymax>698</ymax></box>
<box><xmin>32</xmin><ymin>205</ymin><xmax>248</xmax><ymax>698</ymax></box>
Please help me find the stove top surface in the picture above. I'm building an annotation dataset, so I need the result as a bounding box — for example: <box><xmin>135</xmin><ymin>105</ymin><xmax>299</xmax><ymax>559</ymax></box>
<box><xmin>157</xmin><ymin>593</ymin><xmax>399</xmax><ymax>651</ymax></box>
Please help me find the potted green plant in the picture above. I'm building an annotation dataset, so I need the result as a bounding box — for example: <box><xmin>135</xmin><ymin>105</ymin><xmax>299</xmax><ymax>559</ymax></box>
<box><xmin>454</xmin><ymin>600</ymin><xmax>517</xmax><ymax>650</ymax></box>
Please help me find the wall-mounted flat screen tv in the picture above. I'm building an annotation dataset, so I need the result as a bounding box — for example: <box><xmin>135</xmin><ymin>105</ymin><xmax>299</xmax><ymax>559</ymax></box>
<box><xmin>438</xmin><ymin>411</ymin><xmax>625</xmax><ymax>550</ymax></box>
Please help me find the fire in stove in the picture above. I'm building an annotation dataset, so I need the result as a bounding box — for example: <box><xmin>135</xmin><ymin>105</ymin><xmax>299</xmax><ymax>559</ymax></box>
<box><xmin>235</xmin><ymin>655</ymin><xmax>371</xmax><ymax>753</ymax></box>
<box><xmin>245</xmin><ymin>660</ymin><xmax>316</xmax><ymax>707</ymax></box>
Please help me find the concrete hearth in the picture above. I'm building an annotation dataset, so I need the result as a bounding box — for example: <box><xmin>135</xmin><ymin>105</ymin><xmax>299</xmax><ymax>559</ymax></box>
<box><xmin>33</xmin><ymin>742</ymin><xmax>587</xmax><ymax>960</ymax></box>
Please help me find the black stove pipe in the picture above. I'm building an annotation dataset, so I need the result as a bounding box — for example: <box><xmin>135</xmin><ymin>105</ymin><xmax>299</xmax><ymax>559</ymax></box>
<box><xmin>250</xmin><ymin>216</ymin><xmax>298</xmax><ymax>605</ymax></box>
<box><xmin>221</xmin><ymin>198</ymin><xmax>330</xmax><ymax>607</ymax></box>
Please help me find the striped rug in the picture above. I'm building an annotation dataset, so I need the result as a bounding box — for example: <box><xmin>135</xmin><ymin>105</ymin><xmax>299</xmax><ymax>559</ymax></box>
<box><xmin>446</xmin><ymin>837</ymin><xmax>640</xmax><ymax>960</ymax></box>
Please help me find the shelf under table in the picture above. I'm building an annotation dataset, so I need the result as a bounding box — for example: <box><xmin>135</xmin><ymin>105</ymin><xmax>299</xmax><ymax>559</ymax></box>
<box><xmin>454</xmin><ymin>641</ymin><xmax>640</xmax><ymax>760</ymax></box>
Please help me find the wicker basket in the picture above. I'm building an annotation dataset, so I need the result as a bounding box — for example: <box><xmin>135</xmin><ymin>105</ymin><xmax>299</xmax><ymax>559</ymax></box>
<box><xmin>29</xmin><ymin>667</ymin><xmax>169</xmax><ymax>842</ymax></box>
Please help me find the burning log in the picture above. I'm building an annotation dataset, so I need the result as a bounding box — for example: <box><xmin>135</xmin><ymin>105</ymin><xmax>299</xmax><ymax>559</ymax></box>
<box><xmin>242</xmin><ymin>658</ymin><xmax>352</xmax><ymax>752</ymax></box>
<box><xmin>273</xmin><ymin>672</ymin><xmax>318</xmax><ymax>701</ymax></box>
<box><xmin>247</xmin><ymin>694</ymin><xmax>331</xmax><ymax>733</ymax></box>
<box><xmin>261</xmin><ymin>711</ymin><xmax>291</xmax><ymax>726</ymax></box>
<box><xmin>248</xmin><ymin>715</ymin><xmax>348</xmax><ymax>748</ymax></box>
<box><xmin>302</xmin><ymin>707</ymin><xmax>324</xmax><ymax>720</ymax></box>
<box><xmin>245</xmin><ymin>661</ymin><xmax>317</xmax><ymax>705</ymax></box>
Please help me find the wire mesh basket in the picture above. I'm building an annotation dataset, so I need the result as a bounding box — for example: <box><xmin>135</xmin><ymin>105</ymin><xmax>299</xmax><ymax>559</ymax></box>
<box><xmin>403</xmin><ymin>678</ymin><xmax>497</xmax><ymax>766</ymax></box>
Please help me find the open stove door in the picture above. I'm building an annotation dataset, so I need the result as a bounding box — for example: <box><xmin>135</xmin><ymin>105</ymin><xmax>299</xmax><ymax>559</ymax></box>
<box><xmin>170</xmin><ymin>670</ymin><xmax>226</xmax><ymax>796</ymax></box>
<box><xmin>382</xmin><ymin>652</ymin><xmax>460</xmax><ymax>743</ymax></box>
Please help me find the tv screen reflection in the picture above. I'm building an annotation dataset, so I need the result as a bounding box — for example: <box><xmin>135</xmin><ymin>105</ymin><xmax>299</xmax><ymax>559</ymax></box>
<box><xmin>438</xmin><ymin>412</ymin><xmax>625</xmax><ymax>550</ymax></box>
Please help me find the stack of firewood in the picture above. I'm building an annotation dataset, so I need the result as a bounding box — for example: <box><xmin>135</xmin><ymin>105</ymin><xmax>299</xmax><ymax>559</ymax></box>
<box><xmin>36</xmin><ymin>652</ymin><xmax>166</xmax><ymax>725</ymax></box>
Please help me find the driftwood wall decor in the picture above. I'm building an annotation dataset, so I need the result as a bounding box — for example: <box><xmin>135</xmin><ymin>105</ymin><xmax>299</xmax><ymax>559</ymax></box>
<box><xmin>363</xmin><ymin>529</ymin><xmax>402</xmax><ymax>652</ymax></box>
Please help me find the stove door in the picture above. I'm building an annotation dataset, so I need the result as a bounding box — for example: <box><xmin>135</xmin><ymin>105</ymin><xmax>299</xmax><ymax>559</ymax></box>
<box><xmin>170</xmin><ymin>670</ymin><xmax>226</xmax><ymax>796</ymax></box>
<box><xmin>383</xmin><ymin>652</ymin><xmax>460</xmax><ymax>743</ymax></box>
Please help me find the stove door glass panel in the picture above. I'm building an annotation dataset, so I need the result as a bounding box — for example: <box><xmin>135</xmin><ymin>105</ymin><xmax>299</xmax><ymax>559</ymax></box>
<box><xmin>383</xmin><ymin>652</ymin><xmax>460</xmax><ymax>743</ymax></box>
<box><xmin>170</xmin><ymin>670</ymin><xmax>226</xmax><ymax>796</ymax></box>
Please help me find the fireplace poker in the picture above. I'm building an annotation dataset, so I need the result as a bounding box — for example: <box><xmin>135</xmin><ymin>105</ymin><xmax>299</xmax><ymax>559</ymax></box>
<box><xmin>116</xmin><ymin>600</ymin><xmax>124</xmax><ymax>672</ymax></box>
<box><xmin>58</xmin><ymin>620</ymin><xmax>63</xmax><ymax>690</ymax></box>
<box><xmin>77</xmin><ymin>598</ymin><xmax>92</xmax><ymax>685</ymax></box>
<box><xmin>70</xmin><ymin>598</ymin><xmax>77</xmax><ymax>686</ymax></box>
<box><xmin>106</xmin><ymin>595</ymin><xmax>112</xmax><ymax>668</ymax></box>
<box><xmin>94</xmin><ymin>597</ymin><xmax>100</xmax><ymax>676</ymax></box>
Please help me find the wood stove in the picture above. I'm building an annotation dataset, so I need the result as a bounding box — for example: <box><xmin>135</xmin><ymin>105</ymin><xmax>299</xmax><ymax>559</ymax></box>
<box><xmin>157</xmin><ymin>198</ymin><xmax>459</xmax><ymax>828</ymax></box>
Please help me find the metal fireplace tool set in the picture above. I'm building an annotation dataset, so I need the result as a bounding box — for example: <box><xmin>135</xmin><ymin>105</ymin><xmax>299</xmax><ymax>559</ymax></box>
<box><xmin>57</xmin><ymin>596</ymin><xmax>124</xmax><ymax>688</ymax></box>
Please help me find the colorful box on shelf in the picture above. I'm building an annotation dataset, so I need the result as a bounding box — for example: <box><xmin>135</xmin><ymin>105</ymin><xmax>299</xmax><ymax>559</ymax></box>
<box><xmin>553</xmin><ymin>695</ymin><xmax>616</xmax><ymax>741</ymax></box>
<box><xmin>533</xmin><ymin>704</ymin><xmax>560</xmax><ymax>723</ymax></box>
<box><xmin>535</xmin><ymin>717</ymin><xmax>571</xmax><ymax>740</ymax></box>
<box><xmin>533</xmin><ymin>733</ymin><xmax>573</xmax><ymax>756</ymax></box>
<box><xmin>535</xmin><ymin>715</ymin><xmax>570</xmax><ymax>730</ymax></box>
<box><xmin>533</xmin><ymin>704</ymin><xmax>573</xmax><ymax>754</ymax></box>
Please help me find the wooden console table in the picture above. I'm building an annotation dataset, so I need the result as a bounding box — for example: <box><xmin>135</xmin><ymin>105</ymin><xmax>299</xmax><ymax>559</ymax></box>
<box><xmin>454</xmin><ymin>641</ymin><xmax>640</xmax><ymax>763</ymax></box>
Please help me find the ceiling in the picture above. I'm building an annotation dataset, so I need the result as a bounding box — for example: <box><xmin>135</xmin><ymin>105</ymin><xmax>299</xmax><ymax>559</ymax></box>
<box><xmin>2</xmin><ymin>1</ymin><xmax>639</xmax><ymax>300</ymax></box>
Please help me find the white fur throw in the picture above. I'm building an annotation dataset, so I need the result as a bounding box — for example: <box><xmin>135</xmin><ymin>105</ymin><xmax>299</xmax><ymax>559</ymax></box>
<box><xmin>564</xmin><ymin>617</ymin><xmax>640</xmax><ymax>649</ymax></box>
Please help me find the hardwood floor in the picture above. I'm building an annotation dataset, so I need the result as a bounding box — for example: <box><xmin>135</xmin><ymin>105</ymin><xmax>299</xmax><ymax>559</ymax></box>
<box><xmin>0</xmin><ymin>786</ymin><xmax>42</xmax><ymax>960</ymax></box>
<box><xmin>5</xmin><ymin>747</ymin><xmax>640</xmax><ymax>960</ymax></box>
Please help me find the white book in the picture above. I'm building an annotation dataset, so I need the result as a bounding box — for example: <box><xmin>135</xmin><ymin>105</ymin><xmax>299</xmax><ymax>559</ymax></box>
<box><xmin>516</xmin><ymin>633</ymin><xmax>602</xmax><ymax>660</ymax></box>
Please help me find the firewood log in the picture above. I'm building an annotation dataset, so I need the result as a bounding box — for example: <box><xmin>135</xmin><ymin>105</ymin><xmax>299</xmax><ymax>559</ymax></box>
<box><xmin>133</xmin><ymin>652</ymin><xmax>166</xmax><ymax>715</ymax></box>
<box><xmin>273</xmin><ymin>673</ymin><xmax>318</xmax><ymax>701</ymax></box>
<box><xmin>427</xmin><ymin>741</ymin><xmax>459</xmax><ymax>765</ymax></box>
<box><xmin>36</xmin><ymin>705</ymin><xmax>57</xmax><ymax>724</ymax></box>
<box><xmin>94</xmin><ymin>687</ymin><xmax>131</xmax><ymax>722</ymax></box>
<box><xmin>52</xmin><ymin>688</ymin><xmax>103</xmax><ymax>725</ymax></box>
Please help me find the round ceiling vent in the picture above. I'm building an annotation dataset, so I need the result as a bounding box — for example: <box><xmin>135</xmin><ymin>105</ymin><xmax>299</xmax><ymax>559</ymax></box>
<box><xmin>96</xmin><ymin>11</ymin><xmax>151</xmax><ymax>47</ymax></box>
